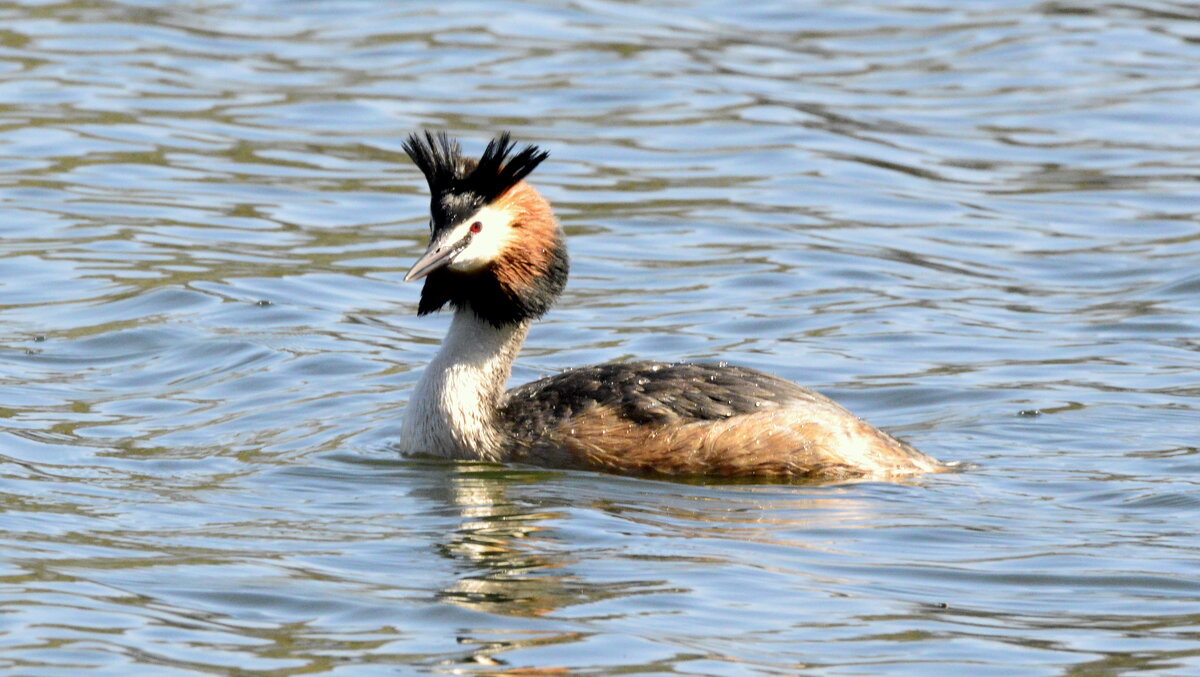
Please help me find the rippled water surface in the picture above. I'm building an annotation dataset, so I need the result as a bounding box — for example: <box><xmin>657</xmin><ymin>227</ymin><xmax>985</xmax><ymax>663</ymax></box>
<box><xmin>2</xmin><ymin>1</ymin><xmax>1199</xmax><ymax>674</ymax></box>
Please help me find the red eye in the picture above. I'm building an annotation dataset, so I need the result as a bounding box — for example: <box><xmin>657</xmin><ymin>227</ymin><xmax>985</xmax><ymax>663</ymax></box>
<box><xmin>470</xmin><ymin>221</ymin><xmax>482</xmax><ymax>233</ymax></box>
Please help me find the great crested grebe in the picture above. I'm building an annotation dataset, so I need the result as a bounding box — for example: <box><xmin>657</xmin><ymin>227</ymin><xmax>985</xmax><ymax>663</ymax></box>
<box><xmin>396</xmin><ymin>132</ymin><xmax>945</xmax><ymax>480</ymax></box>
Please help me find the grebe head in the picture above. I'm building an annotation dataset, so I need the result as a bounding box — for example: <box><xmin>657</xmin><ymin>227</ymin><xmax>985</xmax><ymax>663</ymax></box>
<box><xmin>401</xmin><ymin>131</ymin><xmax>569</xmax><ymax>328</ymax></box>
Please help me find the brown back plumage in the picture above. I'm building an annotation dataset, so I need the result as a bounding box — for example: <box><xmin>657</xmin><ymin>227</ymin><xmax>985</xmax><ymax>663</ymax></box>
<box><xmin>499</xmin><ymin>361</ymin><xmax>942</xmax><ymax>480</ymax></box>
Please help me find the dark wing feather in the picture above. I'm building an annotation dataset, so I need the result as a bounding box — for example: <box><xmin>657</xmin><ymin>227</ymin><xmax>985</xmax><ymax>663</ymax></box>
<box><xmin>499</xmin><ymin>360</ymin><xmax>833</xmax><ymax>433</ymax></box>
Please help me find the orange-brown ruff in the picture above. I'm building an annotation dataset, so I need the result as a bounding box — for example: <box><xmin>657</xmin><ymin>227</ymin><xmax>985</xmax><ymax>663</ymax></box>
<box><xmin>397</xmin><ymin>132</ymin><xmax>946</xmax><ymax>481</ymax></box>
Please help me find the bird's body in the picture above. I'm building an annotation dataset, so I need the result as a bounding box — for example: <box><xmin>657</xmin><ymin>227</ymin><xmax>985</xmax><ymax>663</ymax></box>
<box><xmin>396</xmin><ymin>132</ymin><xmax>945</xmax><ymax>481</ymax></box>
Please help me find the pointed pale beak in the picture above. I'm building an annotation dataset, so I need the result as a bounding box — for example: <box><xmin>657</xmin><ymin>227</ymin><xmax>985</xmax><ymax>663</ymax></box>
<box><xmin>403</xmin><ymin>231</ymin><xmax>469</xmax><ymax>282</ymax></box>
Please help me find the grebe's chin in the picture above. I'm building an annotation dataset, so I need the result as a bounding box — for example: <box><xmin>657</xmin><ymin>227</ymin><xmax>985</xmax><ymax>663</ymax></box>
<box><xmin>395</xmin><ymin>132</ymin><xmax>945</xmax><ymax>481</ymax></box>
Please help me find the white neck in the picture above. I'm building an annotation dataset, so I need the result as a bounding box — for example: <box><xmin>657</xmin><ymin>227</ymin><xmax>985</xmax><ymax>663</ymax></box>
<box><xmin>398</xmin><ymin>310</ymin><xmax>529</xmax><ymax>461</ymax></box>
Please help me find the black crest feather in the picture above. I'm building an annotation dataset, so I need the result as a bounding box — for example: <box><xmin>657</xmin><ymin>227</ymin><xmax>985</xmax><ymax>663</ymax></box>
<box><xmin>401</xmin><ymin>131</ymin><xmax>464</xmax><ymax>196</ymax></box>
<box><xmin>402</xmin><ymin>131</ymin><xmax>549</xmax><ymax>207</ymax></box>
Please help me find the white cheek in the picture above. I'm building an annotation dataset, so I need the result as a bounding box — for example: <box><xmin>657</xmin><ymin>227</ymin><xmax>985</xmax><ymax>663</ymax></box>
<box><xmin>448</xmin><ymin>205</ymin><xmax>512</xmax><ymax>273</ymax></box>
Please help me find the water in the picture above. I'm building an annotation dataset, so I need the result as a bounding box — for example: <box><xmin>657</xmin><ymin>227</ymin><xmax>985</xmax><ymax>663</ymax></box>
<box><xmin>2</xmin><ymin>0</ymin><xmax>1199</xmax><ymax>673</ymax></box>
